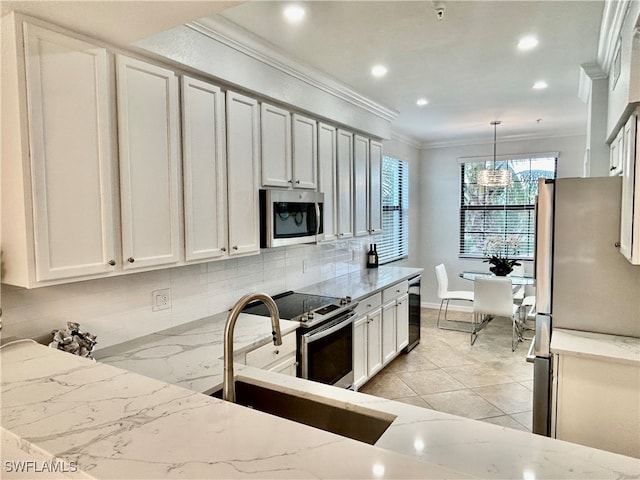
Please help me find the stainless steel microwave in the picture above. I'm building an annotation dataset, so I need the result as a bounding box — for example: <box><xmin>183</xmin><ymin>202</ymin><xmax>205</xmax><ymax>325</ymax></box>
<box><xmin>260</xmin><ymin>189</ymin><xmax>324</xmax><ymax>248</ymax></box>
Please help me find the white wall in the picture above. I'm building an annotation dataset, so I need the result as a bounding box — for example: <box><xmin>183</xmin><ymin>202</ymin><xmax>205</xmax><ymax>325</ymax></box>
<box><xmin>1</xmin><ymin>238</ymin><xmax>375</xmax><ymax>350</ymax></box>
<box><xmin>416</xmin><ymin>134</ymin><xmax>586</xmax><ymax>307</ymax></box>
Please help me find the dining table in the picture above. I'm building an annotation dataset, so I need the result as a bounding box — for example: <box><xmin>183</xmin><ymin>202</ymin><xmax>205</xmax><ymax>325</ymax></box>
<box><xmin>459</xmin><ymin>270</ymin><xmax>535</xmax><ymax>286</ymax></box>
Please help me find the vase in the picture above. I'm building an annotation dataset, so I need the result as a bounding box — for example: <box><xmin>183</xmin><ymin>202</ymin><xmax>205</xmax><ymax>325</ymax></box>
<box><xmin>490</xmin><ymin>264</ymin><xmax>513</xmax><ymax>276</ymax></box>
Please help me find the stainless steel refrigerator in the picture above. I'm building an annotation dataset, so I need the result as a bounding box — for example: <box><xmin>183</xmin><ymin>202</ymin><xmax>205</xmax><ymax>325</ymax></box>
<box><xmin>531</xmin><ymin>176</ymin><xmax>640</xmax><ymax>435</ymax></box>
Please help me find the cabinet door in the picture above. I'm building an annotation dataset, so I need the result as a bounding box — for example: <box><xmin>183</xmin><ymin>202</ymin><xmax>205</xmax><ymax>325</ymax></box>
<box><xmin>226</xmin><ymin>90</ymin><xmax>261</xmax><ymax>256</ymax></box>
<box><xmin>318</xmin><ymin>122</ymin><xmax>338</xmax><ymax>241</ymax></box>
<box><xmin>353</xmin><ymin>315</ymin><xmax>368</xmax><ymax>389</ymax></box>
<box><xmin>336</xmin><ymin>129</ymin><xmax>354</xmax><ymax>239</ymax></box>
<box><xmin>24</xmin><ymin>24</ymin><xmax>117</xmax><ymax>281</ymax></box>
<box><xmin>182</xmin><ymin>76</ymin><xmax>228</xmax><ymax>262</ymax></box>
<box><xmin>292</xmin><ymin>113</ymin><xmax>317</xmax><ymax>189</ymax></box>
<box><xmin>367</xmin><ymin>307</ymin><xmax>383</xmax><ymax>377</ymax></box>
<box><xmin>353</xmin><ymin>134</ymin><xmax>370</xmax><ymax>237</ymax></box>
<box><xmin>381</xmin><ymin>300</ymin><xmax>397</xmax><ymax>364</ymax></box>
<box><xmin>620</xmin><ymin>113</ymin><xmax>638</xmax><ymax>263</ymax></box>
<box><xmin>610</xmin><ymin>128</ymin><xmax>624</xmax><ymax>176</ymax></box>
<box><xmin>261</xmin><ymin>103</ymin><xmax>291</xmax><ymax>188</ymax></box>
<box><xmin>117</xmin><ymin>55</ymin><xmax>181</xmax><ymax>270</ymax></box>
<box><xmin>396</xmin><ymin>293</ymin><xmax>410</xmax><ymax>351</ymax></box>
<box><xmin>369</xmin><ymin>140</ymin><xmax>383</xmax><ymax>235</ymax></box>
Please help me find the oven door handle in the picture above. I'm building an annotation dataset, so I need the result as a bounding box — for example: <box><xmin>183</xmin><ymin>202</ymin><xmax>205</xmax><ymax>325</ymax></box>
<box><xmin>303</xmin><ymin>313</ymin><xmax>356</xmax><ymax>343</ymax></box>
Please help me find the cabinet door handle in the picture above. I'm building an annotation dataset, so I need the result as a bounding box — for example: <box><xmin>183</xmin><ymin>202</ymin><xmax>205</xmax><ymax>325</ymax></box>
<box><xmin>274</xmin><ymin>350</ymin><xmax>279</xmax><ymax>355</ymax></box>
<box><xmin>295</xmin><ymin>180</ymin><xmax>300</xmax><ymax>184</ymax></box>
<box><xmin>127</xmin><ymin>257</ymin><xmax>135</xmax><ymax>263</ymax></box>
<box><xmin>233</xmin><ymin>246</ymin><xmax>238</xmax><ymax>250</ymax></box>
<box><xmin>221</xmin><ymin>247</ymin><xmax>227</xmax><ymax>252</ymax></box>
<box><xmin>108</xmin><ymin>260</ymin><xmax>116</xmax><ymax>266</ymax></box>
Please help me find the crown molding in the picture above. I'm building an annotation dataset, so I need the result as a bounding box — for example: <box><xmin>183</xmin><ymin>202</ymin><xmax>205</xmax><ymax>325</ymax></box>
<box><xmin>419</xmin><ymin>129</ymin><xmax>586</xmax><ymax>150</ymax></box>
<box><xmin>578</xmin><ymin>62</ymin><xmax>608</xmax><ymax>103</ymax></box>
<box><xmin>188</xmin><ymin>16</ymin><xmax>398</xmax><ymax>123</ymax></box>
<box><xmin>597</xmin><ymin>0</ymin><xmax>632</xmax><ymax>71</ymax></box>
<box><xmin>388</xmin><ymin>131</ymin><xmax>422</xmax><ymax>150</ymax></box>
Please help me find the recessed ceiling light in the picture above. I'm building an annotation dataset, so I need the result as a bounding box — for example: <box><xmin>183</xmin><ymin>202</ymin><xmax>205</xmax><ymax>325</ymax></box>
<box><xmin>518</xmin><ymin>35</ymin><xmax>539</xmax><ymax>51</ymax></box>
<box><xmin>371</xmin><ymin>64</ymin><xmax>388</xmax><ymax>78</ymax></box>
<box><xmin>533</xmin><ymin>80</ymin><xmax>548</xmax><ymax>90</ymax></box>
<box><xmin>416</xmin><ymin>98</ymin><xmax>429</xmax><ymax>106</ymax></box>
<box><xmin>283</xmin><ymin>4</ymin><xmax>305</xmax><ymax>23</ymax></box>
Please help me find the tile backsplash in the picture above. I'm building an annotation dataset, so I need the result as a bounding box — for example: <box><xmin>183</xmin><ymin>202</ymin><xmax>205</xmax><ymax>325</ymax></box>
<box><xmin>1</xmin><ymin>239</ymin><xmax>372</xmax><ymax>350</ymax></box>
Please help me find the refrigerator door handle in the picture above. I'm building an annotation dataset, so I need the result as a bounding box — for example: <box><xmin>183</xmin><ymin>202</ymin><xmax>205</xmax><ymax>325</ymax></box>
<box><xmin>535</xmin><ymin>178</ymin><xmax>554</xmax><ymax>316</ymax></box>
<box><xmin>534</xmin><ymin>313</ymin><xmax>551</xmax><ymax>358</ymax></box>
<box><xmin>526</xmin><ymin>337</ymin><xmax>536</xmax><ymax>363</ymax></box>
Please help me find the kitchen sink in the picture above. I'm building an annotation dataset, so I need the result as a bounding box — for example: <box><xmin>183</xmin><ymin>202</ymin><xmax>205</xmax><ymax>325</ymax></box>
<box><xmin>212</xmin><ymin>381</ymin><xmax>395</xmax><ymax>445</ymax></box>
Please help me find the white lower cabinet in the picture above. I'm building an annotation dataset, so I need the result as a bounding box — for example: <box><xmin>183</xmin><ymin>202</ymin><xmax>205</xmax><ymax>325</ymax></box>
<box><xmin>116</xmin><ymin>54</ymin><xmax>182</xmax><ymax>270</ymax></box>
<box><xmin>353</xmin><ymin>282</ymin><xmax>411</xmax><ymax>390</ymax></box>
<box><xmin>353</xmin><ymin>293</ymin><xmax>383</xmax><ymax>390</ymax></box>
<box><xmin>552</xmin><ymin>353</ymin><xmax>640</xmax><ymax>458</ymax></box>
<box><xmin>396</xmin><ymin>293</ymin><xmax>410</xmax><ymax>351</ymax></box>
<box><xmin>244</xmin><ymin>331</ymin><xmax>297</xmax><ymax>376</ymax></box>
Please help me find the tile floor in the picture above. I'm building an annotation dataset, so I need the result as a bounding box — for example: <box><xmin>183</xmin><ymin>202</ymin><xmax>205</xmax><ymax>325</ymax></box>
<box><xmin>359</xmin><ymin>308</ymin><xmax>534</xmax><ymax>432</ymax></box>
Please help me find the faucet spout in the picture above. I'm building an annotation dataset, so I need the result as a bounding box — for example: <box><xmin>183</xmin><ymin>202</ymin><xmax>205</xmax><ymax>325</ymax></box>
<box><xmin>223</xmin><ymin>293</ymin><xmax>282</xmax><ymax>403</ymax></box>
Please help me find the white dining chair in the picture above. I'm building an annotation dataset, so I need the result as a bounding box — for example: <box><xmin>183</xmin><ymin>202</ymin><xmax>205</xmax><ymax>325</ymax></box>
<box><xmin>435</xmin><ymin>263</ymin><xmax>474</xmax><ymax>329</ymax></box>
<box><xmin>472</xmin><ymin>277</ymin><xmax>521</xmax><ymax>350</ymax></box>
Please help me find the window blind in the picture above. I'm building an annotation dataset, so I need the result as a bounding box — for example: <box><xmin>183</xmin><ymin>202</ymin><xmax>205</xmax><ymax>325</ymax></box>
<box><xmin>378</xmin><ymin>157</ymin><xmax>408</xmax><ymax>264</ymax></box>
<box><xmin>459</xmin><ymin>155</ymin><xmax>557</xmax><ymax>259</ymax></box>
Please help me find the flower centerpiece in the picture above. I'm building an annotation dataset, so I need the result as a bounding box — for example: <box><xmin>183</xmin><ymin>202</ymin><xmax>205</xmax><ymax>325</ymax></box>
<box><xmin>483</xmin><ymin>236</ymin><xmax>521</xmax><ymax>276</ymax></box>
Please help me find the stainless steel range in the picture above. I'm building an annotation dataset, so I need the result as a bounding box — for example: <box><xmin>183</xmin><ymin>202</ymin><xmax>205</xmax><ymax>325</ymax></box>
<box><xmin>242</xmin><ymin>291</ymin><xmax>357</xmax><ymax>389</ymax></box>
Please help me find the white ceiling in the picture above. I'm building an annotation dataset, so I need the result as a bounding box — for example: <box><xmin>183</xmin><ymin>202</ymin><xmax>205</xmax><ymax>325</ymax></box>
<box><xmin>214</xmin><ymin>0</ymin><xmax>604</xmax><ymax>146</ymax></box>
<box><xmin>1</xmin><ymin>1</ymin><xmax>604</xmax><ymax>147</ymax></box>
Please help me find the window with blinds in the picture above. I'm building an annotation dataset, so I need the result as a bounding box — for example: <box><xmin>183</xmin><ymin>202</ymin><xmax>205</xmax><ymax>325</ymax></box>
<box><xmin>378</xmin><ymin>156</ymin><xmax>408</xmax><ymax>264</ymax></box>
<box><xmin>459</xmin><ymin>155</ymin><xmax>557</xmax><ymax>259</ymax></box>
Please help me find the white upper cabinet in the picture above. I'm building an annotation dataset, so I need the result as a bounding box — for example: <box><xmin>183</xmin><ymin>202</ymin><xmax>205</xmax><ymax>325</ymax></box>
<box><xmin>369</xmin><ymin>140</ymin><xmax>383</xmax><ymax>235</ymax></box>
<box><xmin>292</xmin><ymin>113</ymin><xmax>318</xmax><ymax>189</ymax></box>
<box><xmin>261</xmin><ymin>102</ymin><xmax>292</xmax><ymax>188</ymax></box>
<box><xmin>336</xmin><ymin>129</ymin><xmax>354</xmax><ymax>239</ymax></box>
<box><xmin>318</xmin><ymin>122</ymin><xmax>338</xmax><ymax>241</ymax></box>
<box><xmin>182</xmin><ymin>76</ymin><xmax>228</xmax><ymax>262</ymax></box>
<box><xmin>610</xmin><ymin>128</ymin><xmax>624</xmax><ymax>176</ymax></box>
<box><xmin>619</xmin><ymin>109</ymin><xmax>639</xmax><ymax>264</ymax></box>
<box><xmin>353</xmin><ymin>134</ymin><xmax>370</xmax><ymax>237</ymax></box>
<box><xmin>226</xmin><ymin>90</ymin><xmax>261</xmax><ymax>256</ymax></box>
<box><xmin>3</xmin><ymin>23</ymin><xmax>118</xmax><ymax>286</ymax></box>
<box><xmin>116</xmin><ymin>55</ymin><xmax>182</xmax><ymax>270</ymax></box>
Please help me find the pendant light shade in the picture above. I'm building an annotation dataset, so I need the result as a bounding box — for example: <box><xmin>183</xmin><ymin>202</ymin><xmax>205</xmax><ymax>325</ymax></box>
<box><xmin>477</xmin><ymin>121</ymin><xmax>511</xmax><ymax>187</ymax></box>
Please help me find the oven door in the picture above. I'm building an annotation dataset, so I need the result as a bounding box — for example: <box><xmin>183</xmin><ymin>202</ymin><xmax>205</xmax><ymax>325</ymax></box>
<box><xmin>299</xmin><ymin>311</ymin><xmax>355</xmax><ymax>389</ymax></box>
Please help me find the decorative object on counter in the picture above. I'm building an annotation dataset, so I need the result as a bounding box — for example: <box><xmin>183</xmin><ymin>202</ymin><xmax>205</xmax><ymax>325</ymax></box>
<box><xmin>483</xmin><ymin>236</ymin><xmax>521</xmax><ymax>276</ymax></box>
<box><xmin>366</xmin><ymin>244</ymin><xmax>379</xmax><ymax>268</ymax></box>
<box><xmin>49</xmin><ymin>322</ymin><xmax>97</xmax><ymax>359</ymax></box>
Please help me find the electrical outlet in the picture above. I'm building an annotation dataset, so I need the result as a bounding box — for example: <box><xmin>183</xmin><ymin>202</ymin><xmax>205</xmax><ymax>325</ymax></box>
<box><xmin>152</xmin><ymin>288</ymin><xmax>171</xmax><ymax>312</ymax></box>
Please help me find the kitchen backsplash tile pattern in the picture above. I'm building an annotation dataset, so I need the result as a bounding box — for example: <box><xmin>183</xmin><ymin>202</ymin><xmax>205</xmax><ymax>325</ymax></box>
<box><xmin>1</xmin><ymin>239</ymin><xmax>371</xmax><ymax>350</ymax></box>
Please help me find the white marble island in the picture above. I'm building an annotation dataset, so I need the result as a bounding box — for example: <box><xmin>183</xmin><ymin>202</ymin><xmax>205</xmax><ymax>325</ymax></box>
<box><xmin>3</xmin><ymin>267</ymin><xmax>639</xmax><ymax>479</ymax></box>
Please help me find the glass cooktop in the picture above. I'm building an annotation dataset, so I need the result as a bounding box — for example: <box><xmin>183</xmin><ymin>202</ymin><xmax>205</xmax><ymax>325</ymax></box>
<box><xmin>242</xmin><ymin>291</ymin><xmax>340</xmax><ymax>320</ymax></box>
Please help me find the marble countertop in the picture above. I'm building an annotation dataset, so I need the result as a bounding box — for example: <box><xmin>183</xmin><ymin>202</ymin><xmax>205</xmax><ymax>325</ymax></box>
<box><xmin>3</xmin><ymin>266</ymin><xmax>639</xmax><ymax>479</ymax></box>
<box><xmin>297</xmin><ymin>266</ymin><xmax>423</xmax><ymax>300</ymax></box>
<box><xmin>551</xmin><ymin>328</ymin><xmax>640</xmax><ymax>366</ymax></box>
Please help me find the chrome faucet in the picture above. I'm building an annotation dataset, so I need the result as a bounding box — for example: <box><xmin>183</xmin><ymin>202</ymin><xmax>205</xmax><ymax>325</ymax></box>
<box><xmin>223</xmin><ymin>292</ymin><xmax>282</xmax><ymax>402</ymax></box>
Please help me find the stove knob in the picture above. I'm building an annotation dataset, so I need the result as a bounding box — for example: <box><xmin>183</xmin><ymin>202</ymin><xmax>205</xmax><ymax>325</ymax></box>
<box><xmin>307</xmin><ymin>311</ymin><xmax>315</xmax><ymax>319</ymax></box>
<box><xmin>300</xmin><ymin>313</ymin><xmax>308</xmax><ymax>323</ymax></box>
<box><xmin>345</xmin><ymin>296</ymin><xmax>352</xmax><ymax>303</ymax></box>
<box><xmin>340</xmin><ymin>298</ymin><xmax>347</xmax><ymax>305</ymax></box>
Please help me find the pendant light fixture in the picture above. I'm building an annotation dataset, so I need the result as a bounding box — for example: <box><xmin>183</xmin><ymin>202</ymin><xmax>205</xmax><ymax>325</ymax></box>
<box><xmin>477</xmin><ymin>121</ymin><xmax>512</xmax><ymax>187</ymax></box>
